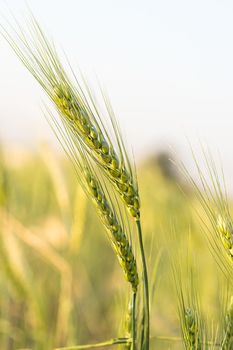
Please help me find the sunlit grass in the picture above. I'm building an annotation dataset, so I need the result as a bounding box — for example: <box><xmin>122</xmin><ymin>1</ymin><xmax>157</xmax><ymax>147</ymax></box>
<box><xmin>0</xmin><ymin>145</ymin><xmax>232</xmax><ymax>349</ymax></box>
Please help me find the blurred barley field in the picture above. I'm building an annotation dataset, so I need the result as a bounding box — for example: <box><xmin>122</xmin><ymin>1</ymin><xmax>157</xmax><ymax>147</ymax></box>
<box><xmin>0</xmin><ymin>144</ymin><xmax>229</xmax><ymax>350</ymax></box>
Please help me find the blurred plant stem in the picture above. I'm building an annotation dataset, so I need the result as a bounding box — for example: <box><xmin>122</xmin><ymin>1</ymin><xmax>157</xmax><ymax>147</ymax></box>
<box><xmin>132</xmin><ymin>292</ymin><xmax>137</xmax><ymax>350</ymax></box>
<box><xmin>54</xmin><ymin>335</ymin><xmax>222</xmax><ymax>350</ymax></box>
<box><xmin>136</xmin><ymin>220</ymin><xmax>150</xmax><ymax>350</ymax></box>
<box><xmin>54</xmin><ymin>337</ymin><xmax>131</xmax><ymax>350</ymax></box>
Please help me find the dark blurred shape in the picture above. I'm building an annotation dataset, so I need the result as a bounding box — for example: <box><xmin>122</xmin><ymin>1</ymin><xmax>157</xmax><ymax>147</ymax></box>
<box><xmin>148</xmin><ymin>150</ymin><xmax>179</xmax><ymax>182</ymax></box>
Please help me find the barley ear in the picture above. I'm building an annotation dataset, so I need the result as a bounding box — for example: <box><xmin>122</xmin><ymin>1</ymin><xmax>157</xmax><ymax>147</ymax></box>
<box><xmin>48</xmin><ymin>110</ymin><xmax>139</xmax><ymax>293</ymax></box>
<box><xmin>177</xmin><ymin>148</ymin><xmax>233</xmax><ymax>281</ymax></box>
<box><xmin>184</xmin><ymin>308</ymin><xmax>201</xmax><ymax>350</ymax></box>
<box><xmin>216</xmin><ymin>215</ymin><xmax>233</xmax><ymax>262</ymax></box>
<box><xmin>1</xmin><ymin>18</ymin><xmax>140</xmax><ymax>219</ymax></box>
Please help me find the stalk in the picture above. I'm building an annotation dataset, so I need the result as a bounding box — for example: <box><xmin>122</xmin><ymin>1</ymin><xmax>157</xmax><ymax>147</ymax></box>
<box><xmin>132</xmin><ymin>292</ymin><xmax>137</xmax><ymax>350</ymax></box>
<box><xmin>54</xmin><ymin>338</ymin><xmax>131</xmax><ymax>350</ymax></box>
<box><xmin>136</xmin><ymin>220</ymin><xmax>150</xmax><ymax>350</ymax></box>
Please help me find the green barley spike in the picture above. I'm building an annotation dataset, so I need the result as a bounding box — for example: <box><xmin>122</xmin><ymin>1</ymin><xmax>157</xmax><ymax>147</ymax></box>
<box><xmin>184</xmin><ymin>308</ymin><xmax>201</xmax><ymax>350</ymax></box>
<box><xmin>84</xmin><ymin>170</ymin><xmax>139</xmax><ymax>292</ymax></box>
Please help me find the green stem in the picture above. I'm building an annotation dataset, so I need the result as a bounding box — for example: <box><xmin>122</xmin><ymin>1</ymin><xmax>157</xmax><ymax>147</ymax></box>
<box><xmin>136</xmin><ymin>219</ymin><xmax>149</xmax><ymax>350</ymax></box>
<box><xmin>52</xmin><ymin>335</ymin><xmax>221</xmax><ymax>350</ymax></box>
<box><xmin>132</xmin><ymin>292</ymin><xmax>137</xmax><ymax>350</ymax></box>
<box><xmin>54</xmin><ymin>338</ymin><xmax>131</xmax><ymax>350</ymax></box>
<box><xmin>151</xmin><ymin>335</ymin><xmax>182</xmax><ymax>342</ymax></box>
<box><xmin>151</xmin><ymin>335</ymin><xmax>221</xmax><ymax>347</ymax></box>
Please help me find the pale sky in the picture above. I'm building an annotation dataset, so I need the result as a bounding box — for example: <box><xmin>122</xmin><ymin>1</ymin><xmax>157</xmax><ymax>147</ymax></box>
<box><xmin>1</xmin><ymin>0</ymin><xmax>233</xmax><ymax>173</ymax></box>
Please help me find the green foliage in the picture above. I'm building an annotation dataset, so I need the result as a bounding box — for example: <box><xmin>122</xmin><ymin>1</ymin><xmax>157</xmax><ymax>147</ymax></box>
<box><xmin>0</xmin><ymin>147</ymin><xmax>231</xmax><ymax>349</ymax></box>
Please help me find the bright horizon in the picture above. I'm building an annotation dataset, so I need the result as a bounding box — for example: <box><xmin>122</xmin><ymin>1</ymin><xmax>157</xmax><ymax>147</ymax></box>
<box><xmin>1</xmin><ymin>0</ymin><xmax>233</xmax><ymax>178</ymax></box>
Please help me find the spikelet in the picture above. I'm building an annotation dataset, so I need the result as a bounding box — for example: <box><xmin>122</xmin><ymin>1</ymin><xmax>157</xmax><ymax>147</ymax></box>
<box><xmin>2</xmin><ymin>19</ymin><xmax>140</xmax><ymax>219</ymax></box>
<box><xmin>216</xmin><ymin>215</ymin><xmax>233</xmax><ymax>262</ymax></box>
<box><xmin>184</xmin><ymin>308</ymin><xmax>201</xmax><ymax>350</ymax></box>
<box><xmin>222</xmin><ymin>296</ymin><xmax>233</xmax><ymax>350</ymax></box>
